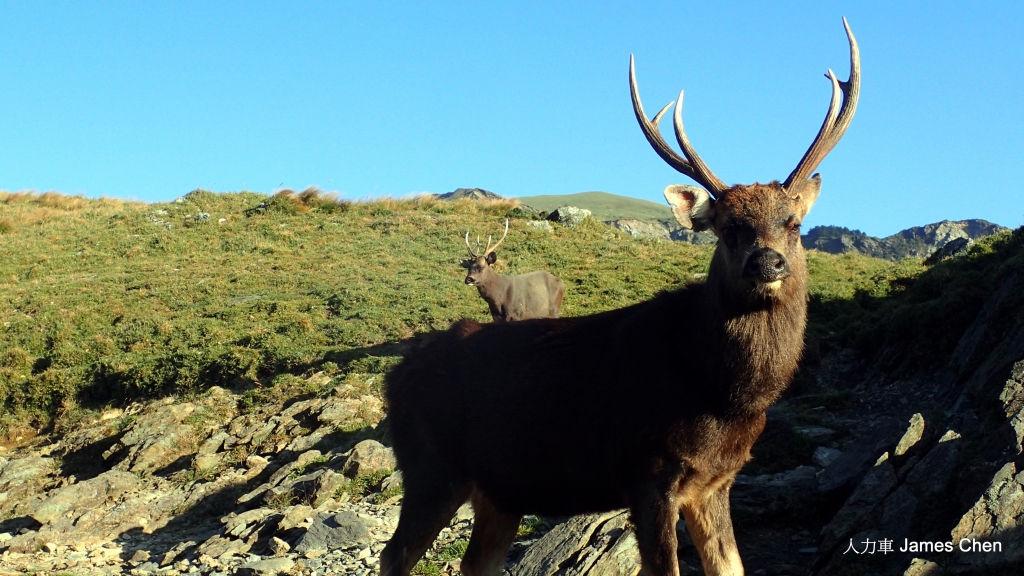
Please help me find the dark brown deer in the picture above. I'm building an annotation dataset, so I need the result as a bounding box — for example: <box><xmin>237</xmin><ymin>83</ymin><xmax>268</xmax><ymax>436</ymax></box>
<box><xmin>382</xmin><ymin>18</ymin><xmax>859</xmax><ymax>576</ymax></box>
<box><xmin>461</xmin><ymin>219</ymin><xmax>565</xmax><ymax>321</ymax></box>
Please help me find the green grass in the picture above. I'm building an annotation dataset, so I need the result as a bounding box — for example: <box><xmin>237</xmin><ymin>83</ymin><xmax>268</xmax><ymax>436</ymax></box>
<box><xmin>0</xmin><ymin>189</ymin><xmax>715</xmax><ymax>428</ymax></box>
<box><xmin>809</xmin><ymin>227</ymin><xmax>1024</xmax><ymax>369</ymax></box>
<box><xmin>515</xmin><ymin>191</ymin><xmax>675</xmax><ymax>223</ymax></box>
<box><xmin>2</xmin><ymin>188</ymin><xmax>1017</xmax><ymax>432</ymax></box>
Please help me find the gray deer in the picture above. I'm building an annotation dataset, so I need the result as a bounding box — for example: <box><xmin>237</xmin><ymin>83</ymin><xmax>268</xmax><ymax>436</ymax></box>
<box><xmin>461</xmin><ymin>219</ymin><xmax>564</xmax><ymax>322</ymax></box>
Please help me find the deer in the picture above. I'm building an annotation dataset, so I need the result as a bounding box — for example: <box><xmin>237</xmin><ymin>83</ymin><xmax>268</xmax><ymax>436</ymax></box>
<box><xmin>461</xmin><ymin>219</ymin><xmax>565</xmax><ymax>322</ymax></box>
<box><xmin>382</xmin><ymin>18</ymin><xmax>859</xmax><ymax>576</ymax></box>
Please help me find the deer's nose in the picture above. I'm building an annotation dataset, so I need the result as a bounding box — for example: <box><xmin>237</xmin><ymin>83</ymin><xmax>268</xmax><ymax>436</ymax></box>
<box><xmin>743</xmin><ymin>248</ymin><xmax>790</xmax><ymax>282</ymax></box>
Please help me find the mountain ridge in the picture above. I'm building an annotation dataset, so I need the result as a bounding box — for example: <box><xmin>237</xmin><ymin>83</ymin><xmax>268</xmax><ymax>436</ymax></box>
<box><xmin>444</xmin><ymin>188</ymin><xmax>1010</xmax><ymax>261</ymax></box>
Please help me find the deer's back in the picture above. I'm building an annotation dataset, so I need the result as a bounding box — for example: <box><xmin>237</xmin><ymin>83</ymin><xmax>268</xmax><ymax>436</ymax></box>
<box><xmin>503</xmin><ymin>270</ymin><xmax>564</xmax><ymax>320</ymax></box>
<box><xmin>385</xmin><ymin>285</ymin><xmax>736</xmax><ymax>515</ymax></box>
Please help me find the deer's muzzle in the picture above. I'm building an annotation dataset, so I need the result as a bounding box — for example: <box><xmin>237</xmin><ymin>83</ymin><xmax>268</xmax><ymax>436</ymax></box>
<box><xmin>743</xmin><ymin>248</ymin><xmax>790</xmax><ymax>284</ymax></box>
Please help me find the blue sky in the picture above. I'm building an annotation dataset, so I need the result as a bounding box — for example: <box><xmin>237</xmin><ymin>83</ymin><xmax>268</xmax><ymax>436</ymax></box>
<box><xmin>1</xmin><ymin>1</ymin><xmax>1021</xmax><ymax>237</ymax></box>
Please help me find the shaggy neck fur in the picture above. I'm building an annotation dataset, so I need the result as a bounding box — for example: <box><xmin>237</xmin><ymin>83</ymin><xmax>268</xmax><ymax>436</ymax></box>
<box><xmin>702</xmin><ymin>243</ymin><xmax>808</xmax><ymax>416</ymax></box>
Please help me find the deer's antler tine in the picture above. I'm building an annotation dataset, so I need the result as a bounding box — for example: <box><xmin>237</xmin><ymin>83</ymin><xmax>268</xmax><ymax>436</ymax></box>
<box><xmin>672</xmin><ymin>90</ymin><xmax>728</xmax><ymax>194</ymax></box>
<box><xmin>630</xmin><ymin>55</ymin><xmax>727</xmax><ymax>198</ymax></box>
<box><xmin>486</xmin><ymin>219</ymin><xmax>510</xmax><ymax>254</ymax></box>
<box><xmin>784</xmin><ymin>17</ymin><xmax>861</xmax><ymax>193</ymax></box>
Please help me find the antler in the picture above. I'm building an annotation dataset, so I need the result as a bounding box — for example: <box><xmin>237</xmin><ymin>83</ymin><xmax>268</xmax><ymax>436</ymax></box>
<box><xmin>630</xmin><ymin>55</ymin><xmax>728</xmax><ymax>198</ymax></box>
<box><xmin>483</xmin><ymin>219</ymin><xmax>509</xmax><ymax>255</ymax></box>
<box><xmin>465</xmin><ymin>219</ymin><xmax>509</xmax><ymax>257</ymax></box>
<box><xmin>783</xmin><ymin>17</ymin><xmax>861</xmax><ymax>194</ymax></box>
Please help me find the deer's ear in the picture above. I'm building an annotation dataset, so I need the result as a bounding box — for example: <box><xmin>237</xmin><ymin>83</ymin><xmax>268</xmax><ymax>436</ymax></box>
<box><xmin>789</xmin><ymin>173</ymin><xmax>822</xmax><ymax>219</ymax></box>
<box><xmin>485</xmin><ymin>252</ymin><xmax>497</xmax><ymax>265</ymax></box>
<box><xmin>664</xmin><ymin>185</ymin><xmax>715</xmax><ymax>232</ymax></box>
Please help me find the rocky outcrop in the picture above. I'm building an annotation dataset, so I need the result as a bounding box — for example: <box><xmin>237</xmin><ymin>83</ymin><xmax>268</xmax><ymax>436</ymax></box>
<box><xmin>508</xmin><ymin>511</ymin><xmax>645</xmax><ymax>576</ymax></box>
<box><xmin>436</xmin><ymin>188</ymin><xmax>505</xmax><ymax>201</ymax></box>
<box><xmin>0</xmin><ymin>373</ymin><xmax>399</xmax><ymax>575</ymax></box>
<box><xmin>803</xmin><ymin>219</ymin><xmax>1008</xmax><ymax>261</ymax></box>
<box><xmin>606</xmin><ymin>218</ymin><xmax>716</xmax><ymax>245</ymax></box>
<box><xmin>547</xmin><ymin>206</ymin><xmax>592</xmax><ymax>228</ymax></box>
<box><xmin>807</xmin><ymin>270</ymin><xmax>1024</xmax><ymax>575</ymax></box>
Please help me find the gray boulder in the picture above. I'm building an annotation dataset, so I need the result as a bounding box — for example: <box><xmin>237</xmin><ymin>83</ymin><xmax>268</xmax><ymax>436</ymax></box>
<box><xmin>341</xmin><ymin>440</ymin><xmax>396</xmax><ymax>478</ymax></box>
<box><xmin>31</xmin><ymin>470</ymin><xmax>140</xmax><ymax>525</ymax></box>
<box><xmin>508</xmin><ymin>510</ymin><xmax>645</xmax><ymax>576</ymax></box>
<box><xmin>294</xmin><ymin>511</ymin><xmax>371</xmax><ymax>553</ymax></box>
<box><xmin>548</xmin><ymin>206</ymin><xmax>592</xmax><ymax>228</ymax></box>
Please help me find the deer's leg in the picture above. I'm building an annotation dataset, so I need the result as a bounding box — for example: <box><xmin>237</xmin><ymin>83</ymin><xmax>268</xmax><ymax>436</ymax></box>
<box><xmin>460</xmin><ymin>492</ymin><xmax>522</xmax><ymax>576</ymax></box>
<box><xmin>679</xmin><ymin>482</ymin><xmax>744</xmax><ymax>576</ymax></box>
<box><xmin>630</xmin><ymin>482</ymin><xmax>681</xmax><ymax>576</ymax></box>
<box><xmin>380</xmin><ymin>478</ymin><xmax>470</xmax><ymax>576</ymax></box>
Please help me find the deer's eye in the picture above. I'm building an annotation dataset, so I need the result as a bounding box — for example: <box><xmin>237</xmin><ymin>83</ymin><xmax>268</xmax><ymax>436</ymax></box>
<box><xmin>720</xmin><ymin>226</ymin><xmax>739</xmax><ymax>250</ymax></box>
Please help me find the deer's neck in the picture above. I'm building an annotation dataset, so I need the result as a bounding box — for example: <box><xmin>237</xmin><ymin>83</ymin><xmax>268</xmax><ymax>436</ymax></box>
<box><xmin>475</xmin><ymin>272</ymin><xmax>510</xmax><ymax>306</ymax></box>
<box><xmin>704</xmin><ymin>256</ymin><xmax>808</xmax><ymax>416</ymax></box>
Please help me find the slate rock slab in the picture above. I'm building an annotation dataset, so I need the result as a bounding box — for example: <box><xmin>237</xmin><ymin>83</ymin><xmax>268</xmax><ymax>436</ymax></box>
<box><xmin>294</xmin><ymin>510</ymin><xmax>371</xmax><ymax>553</ymax></box>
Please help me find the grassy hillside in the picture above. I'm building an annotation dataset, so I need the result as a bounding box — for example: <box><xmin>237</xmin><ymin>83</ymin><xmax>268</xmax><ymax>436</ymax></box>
<box><xmin>0</xmin><ymin>190</ymin><xmax>715</xmax><ymax>429</ymax></box>
<box><xmin>515</xmin><ymin>191</ymin><xmax>674</xmax><ymax>223</ymax></box>
<box><xmin>6</xmin><ymin>188</ymin><xmax>1000</xmax><ymax>434</ymax></box>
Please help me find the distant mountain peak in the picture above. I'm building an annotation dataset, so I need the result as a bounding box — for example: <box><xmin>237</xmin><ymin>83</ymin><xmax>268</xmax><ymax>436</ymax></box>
<box><xmin>803</xmin><ymin>219</ymin><xmax>1009</xmax><ymax>261</ymax></box>
<box><xmin>437</xmin><ymin>188</ymin><xmax>505</xmax><ymax>201</ymax></box>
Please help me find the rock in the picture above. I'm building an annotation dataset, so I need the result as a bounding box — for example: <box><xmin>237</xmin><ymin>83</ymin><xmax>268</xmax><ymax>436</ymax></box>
<box><xmin>223</xmin><ymin>507</ymin><xmax>274</xmax><ymax>534</ymax></box>
<box><xmin>923</xmin><ymin>236</ymin><xmax>971</xmax><ymax>264</ymax></box>
<box><xmin>381</xmin><ymin>470</ymin><xmax>403</xmax><ymax>493</ymax></box>
<box><xmin>877</xmin><ymin>484</ymin><xmax>918</xmax><ymax>545</ymax></box>
<box><xmin>0</xmin><ymin>456</ymin><xmax>56</xmax><ymax>517</ymax></box>
<box><xmin>196</xmin><ymin>534</ymin><xmax>250</xmax><ymax>559</ymax></box>
<box><xmin>131</xmin><ymin>550</ymin><xmax>151</xmax><ymax>563</ymax></box>
<box><xmin>818</xmin><ymin>422</ymin><xmax>902</xmax><ymax>493</ymax></box>
<box><xmin>295</xmin><ymin>450</ymin><xmax>323</xmax><ymax>469</ymax></box>
<box><xmin>277</xmin><ymin>504</ymin><xmax>315</xmax><ymax>531</ymax></box>
<box><xmin>508</xmin><ymin>510</ymin><xmax>643</xmax><ymax>576</ymax></box>
<box><xmin>1001</xmin><ymin>361</ymin><xmax>1024</xmax><ymax>454</ymax></box>
<box><xmin>318</xmin><ymin>399</ymin><xmax>361</xmax><ymax>426</ymax></box>
<box><xmin>268</xmin><ymin>536</ymin><xmax>290</xmax><ymax>556</ymax></box>
<box><xmin>237</xmin><ymin>557</ymin><xmax>295</xmax><ymax>576</ymax></box>
<box><xmin>903</xmin><ymin>558</ymin><xmax>942</xmax><ymax>575</ymax></box>
<box><xmin>197</xmin><ymin>432</ymin><xmax>230</xmax><ymax>456</ymax></box>
<box><xmin>436</xmin><ymin>188</ymin><xmax>504</xmax><ymax>201</ymax></box>
<box><xmin>31</xmin><ymin>470</ymin><xmax>140</xmax><ymax>525</ymax></box>
<box><xmin>607</xmin><ymin>219</ymin><xmax>672</xmax><ymax>241</ymax></box>
<box><xmin>286</xmin><ymin>428</ymin><xmax>328</xmax><ymax>453</ymax></box>
<box><xmin>293</xmin><ymin>511</ymin><xmax>371</xmax><ymax>554</ymax></box>
<box><xmin>950</xmin><ymin>273</ymin><xmax>1020</xmax><ymax>376</ymax></box>
<box><xmin>527</xmin><ymin>220</ymin><xmax>554</xmax><ymax>232</ymax></box>
<box><xmin>113</xmin><ymin>402</ymin><xmax>203</xmax><ymax>475</ymax></box>
<box><xmin>547</xmin><ymin>206</ymin><xmax>592</xmax><ymax>228</ymax></box>
<box><xmin>670</xmin><ymin>228</ymin><xmax>717</xmax><ymax>245</ymax></box>
<box><xmin>0</xmin><ymin>456</ymin><xmax>55</xmax><ymax>491</ymax></box>
<box><xmin>312</xmin><ymin>470</ymin><xmax>349</xmax><ymax>508</ymax></box>
<box><xmin>904</xmin><ymin>429</ymin><xmax>961</xmax><ymax>496</ymax></box>
<box><xmin>454</xmin><ymin>503</ymin><xmax>474</xmax><ymax>522</ymax></box>
<box><xmin>193</xmin><ymin>452</ymin><xmax>223</xmax><ymax>472</ymax></box>
<box><xmin>341</xmin><ymin>440</ymin><xmax>396</xmax><ymax>478</ymax></box>
<box><xmin>816</xmin><ymin>458</ymin><xmax>898</xmax><ymax>565</ymax></box>
<box><xmin>245</xmin><ymin>455</ymin><xmax>270</xmax><ymax>475</ymax></box>
<box><xmin>802</xmin><ymin>219</ymin><xmax>1007</xmax><ymax>261</ymax></box>
<box><xmin>894</xmin><ymin>413</ymin><xmax>926</xmax><ymax>456</ymax></box>
<box><xmin>812</xmin><ymin>446</ymin><xmax>843</xmax><ymax>468</ymax></box>
<box><xmin>949</xmin><ymin>461</ymin><xmax>1024</xmax><ymax>570</ymax></box>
